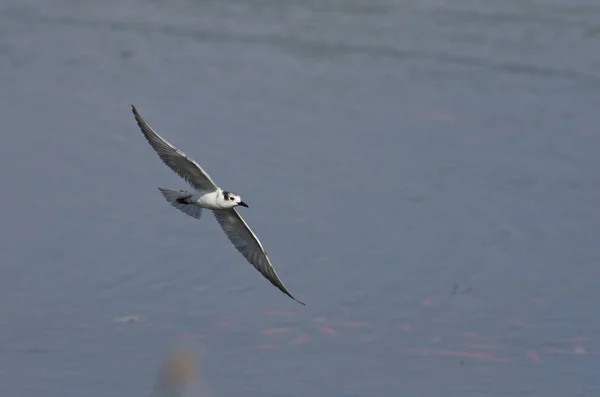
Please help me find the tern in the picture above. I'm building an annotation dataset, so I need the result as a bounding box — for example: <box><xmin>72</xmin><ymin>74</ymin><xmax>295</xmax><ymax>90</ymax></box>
<box><xmin>131</xmin><ymin>105</ymin><xmax>304</xmax><ymax>305</ymax></box>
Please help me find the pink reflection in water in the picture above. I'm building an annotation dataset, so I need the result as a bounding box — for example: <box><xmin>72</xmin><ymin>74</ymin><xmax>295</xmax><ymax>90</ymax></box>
<box><xmin>397</xmin><ymin>323</ymin><xmax>413</xmax><ymax>332</ymax></box>
<box><xmin>573</xmin><ymin>346</ymin><xmax>586</xmax><ymax>355</ymax></box>
<box><xmin>319</xmin><ymin>326</ymin><xmax>337</xmax><ymax>335</ymax></box>
<box><xmin>290</xmin><ymin>336</ymin><xmax>311</xmax><ymax>345</ymax></box>
<box><xmin>461</xmin><ymin>332</ymin><xmax>483</xmax><ymax>339</ymax></box>
<box><xmin>260</xmin><ymin>328</ymin><xmax>290</xmax><ymax>335</ymax></box>
<box><xmin>337</xmin><ymin>321</ymin><xmax>369</xmax><ymax>328</ymax></box>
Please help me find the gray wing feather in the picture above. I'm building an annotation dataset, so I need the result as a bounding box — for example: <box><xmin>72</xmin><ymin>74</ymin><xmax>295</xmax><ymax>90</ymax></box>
<box><xmin>213</xmin><ymin>209</ymin><xmax>305</xmax><ymax>305</ymax></box>
<box><xmin>171</xmin><ymin>201</ymin><xmax>203</xmax><ymax>219</ymax></box>
<box><xmin>131</xmin><ymin>105</ymin><xmax>219</xmax><ymax>192</ymax></box>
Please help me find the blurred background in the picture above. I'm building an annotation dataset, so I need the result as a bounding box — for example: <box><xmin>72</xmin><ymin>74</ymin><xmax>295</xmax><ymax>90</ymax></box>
<box><xmin>1</xmin><ymin>0</ymin><xmax>600</xmax><ymax>396</ymax></box>
<box><xmin>150</xmin><ymin>346</ymin><xmax>205</xmax><ymax>397</ymax></box>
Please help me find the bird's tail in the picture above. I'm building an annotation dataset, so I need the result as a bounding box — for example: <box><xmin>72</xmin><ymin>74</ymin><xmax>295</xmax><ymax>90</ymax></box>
<box><xmin>158</xmin><ymin>188</ymin><xmax>203</xmax><ymax>220</ymax></box>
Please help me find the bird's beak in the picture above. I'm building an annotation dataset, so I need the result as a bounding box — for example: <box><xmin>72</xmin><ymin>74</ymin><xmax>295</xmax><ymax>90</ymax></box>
<box><xmin>238</xmin><ymin>201</ymin><xmax>249</xmax><ymax>208</ymax></box>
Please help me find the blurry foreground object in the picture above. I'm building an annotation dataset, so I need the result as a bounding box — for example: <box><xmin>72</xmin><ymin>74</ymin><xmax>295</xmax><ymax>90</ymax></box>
<box><xmin>150</xmin><ymin>348</ymin><xmax>197</xmax><ymax>397</ymax></box>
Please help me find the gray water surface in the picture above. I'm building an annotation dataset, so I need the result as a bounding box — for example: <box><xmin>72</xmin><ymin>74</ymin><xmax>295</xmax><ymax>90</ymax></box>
<box><xmin>1</xmin><ymin>0</ymin><xmax>600</xmax><ymax>396</ymax></box>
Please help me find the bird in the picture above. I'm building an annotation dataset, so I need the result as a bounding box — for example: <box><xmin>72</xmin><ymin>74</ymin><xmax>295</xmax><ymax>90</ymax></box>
<box><xmin>130</xmin><ymin>105</ymin><xmax>304</xmax><ymax>305</ymax></box>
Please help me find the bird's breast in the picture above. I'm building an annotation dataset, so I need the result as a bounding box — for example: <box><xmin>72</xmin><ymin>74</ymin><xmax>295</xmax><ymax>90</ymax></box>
<box><xmin>196</xmin><ymin>191</ymin><xmax>223</xmax><ymax>209</ymax></box>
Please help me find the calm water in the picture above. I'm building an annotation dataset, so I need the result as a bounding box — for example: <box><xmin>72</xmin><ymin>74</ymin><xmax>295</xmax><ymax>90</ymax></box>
<box><xmin>1</xmin><ymin>0</ymin><xmax>600</xmax><ymax>396</ymax></box>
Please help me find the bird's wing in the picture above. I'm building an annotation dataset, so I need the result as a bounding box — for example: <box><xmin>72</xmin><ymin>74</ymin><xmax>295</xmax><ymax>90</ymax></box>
<box><xmin>212</xmin><ymin>208</ymin><xmax>305</xmax><ymax>305</ymax></box>
<box><xmin>131</xmin><ymin>105</ymin><xmax>219</xmax><ymax>192</ymax></box>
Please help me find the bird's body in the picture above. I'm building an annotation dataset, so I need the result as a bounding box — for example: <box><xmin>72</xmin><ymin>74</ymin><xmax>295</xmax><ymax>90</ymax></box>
<box><xmin>130</xmin><ymin>105</ymin><xmax>304</xmax><ymax>305</ymax></box>
<box><xmin>163</xmin><ymin>188</ymin><xmax>236</xmax><ymax>210</ymax></box>
<box><xmin>195</xmin><ymin>189</ymin><xmax>233</xmax><ymax>209</ymax></box>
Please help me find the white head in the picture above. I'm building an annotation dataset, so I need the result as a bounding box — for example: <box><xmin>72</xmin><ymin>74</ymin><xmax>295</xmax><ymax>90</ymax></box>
<box><xmin>222</xmin><ymin>190</ymin><xmax>249</xmax><ymax>209</ymax></box>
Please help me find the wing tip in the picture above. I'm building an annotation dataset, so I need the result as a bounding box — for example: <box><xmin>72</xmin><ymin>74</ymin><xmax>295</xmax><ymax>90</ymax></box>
<box><xmin>130</xmin><ymin>104</ymin><xmax>140</xmax><ymax>119</ymax></box>
<box><xmin>275</xmin><ymin>280</ymin><xmax>306</xmax><ymax>306</ymax></box>
<box><xmin>130</xmin><ymin>104</ymin><xmax>149</xmax><ymax>133</ymax></box>
<box><xmin>287</xmin><ymin>292</ymin><xmax>306</xmax><ymax>306</ymax></box>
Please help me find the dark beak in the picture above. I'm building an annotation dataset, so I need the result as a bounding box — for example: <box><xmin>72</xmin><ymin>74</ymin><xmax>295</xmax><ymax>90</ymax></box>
<box><xmin>238</xmin><ymin>201</ymin><xmax>249</xmax><ymax>208</ymax></box>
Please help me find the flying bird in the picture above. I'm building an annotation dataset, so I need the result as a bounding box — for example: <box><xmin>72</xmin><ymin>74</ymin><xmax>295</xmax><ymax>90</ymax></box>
<box><xmin>131</xmin><ymin>105</ymin><xmax>304</xmax><ymax>305</ymax></box>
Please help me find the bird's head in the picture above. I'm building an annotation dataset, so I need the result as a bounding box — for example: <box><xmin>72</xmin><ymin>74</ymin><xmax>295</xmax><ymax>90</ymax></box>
<box><xmin>222</xmin><ymin>190</ymin><xmax>249</xmax><ymax>208</ymax></box>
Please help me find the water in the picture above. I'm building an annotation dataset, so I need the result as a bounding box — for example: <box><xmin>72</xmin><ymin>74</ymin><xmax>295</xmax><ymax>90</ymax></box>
<box><xmin>1</xmin><ymin>0</ymin><xmax>600</xmax><ymax>396</ymax></box>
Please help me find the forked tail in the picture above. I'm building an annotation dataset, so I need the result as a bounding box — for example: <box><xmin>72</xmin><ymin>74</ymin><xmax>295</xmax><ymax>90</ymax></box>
<box><xmin>158</xmin><ymin>188</ymin><xmax>203</xmax><ymax>219</ymax></box>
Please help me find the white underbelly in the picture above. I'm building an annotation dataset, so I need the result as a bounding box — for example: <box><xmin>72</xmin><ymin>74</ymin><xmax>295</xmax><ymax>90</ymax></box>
<box><xmin>196</xmin><ymin>191</ymin><xmax>222</xmax><ymax>209</ymax></box>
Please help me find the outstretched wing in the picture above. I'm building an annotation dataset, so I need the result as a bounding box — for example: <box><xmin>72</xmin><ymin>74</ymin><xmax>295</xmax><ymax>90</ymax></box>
<box><xmin>131</xmin><ymin>105</ymin><xmax>219</xmax><ymax>192</ymax></box>
<box><xmin>212</xmin><ymin>208</ymin><xmax>305</xmax><ymax>305</ymax></box>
